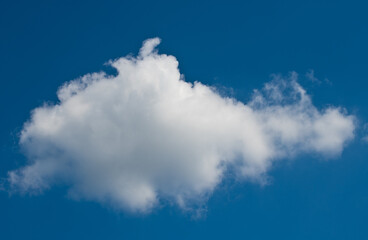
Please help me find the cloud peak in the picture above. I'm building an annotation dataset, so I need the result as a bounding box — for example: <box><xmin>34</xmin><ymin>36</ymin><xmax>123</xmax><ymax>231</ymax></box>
<box><xmin>139</xmin><ymin>37</ymin><xmax>161</xmax><ymax>58</ymax></box>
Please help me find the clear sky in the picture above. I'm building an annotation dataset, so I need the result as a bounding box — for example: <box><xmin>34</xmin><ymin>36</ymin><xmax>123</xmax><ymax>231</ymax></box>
<box><xmin>1</xmin><ymin>0</ymin><xmax>368</xmax><ymax>239</ymax></box>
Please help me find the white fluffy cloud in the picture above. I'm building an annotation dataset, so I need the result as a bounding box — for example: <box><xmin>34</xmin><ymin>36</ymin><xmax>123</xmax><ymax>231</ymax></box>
<box><xmin>8</xmin><ymin>38</ymin><xmax>355</xmax><ymax>213</ymax></box>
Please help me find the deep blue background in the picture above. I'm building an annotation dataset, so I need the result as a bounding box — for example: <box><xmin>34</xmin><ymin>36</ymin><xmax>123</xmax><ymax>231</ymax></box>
<box><xmin>1</xmin><ymin>0</ymin><xmax>368</xmax><ymax>239</ymax></box>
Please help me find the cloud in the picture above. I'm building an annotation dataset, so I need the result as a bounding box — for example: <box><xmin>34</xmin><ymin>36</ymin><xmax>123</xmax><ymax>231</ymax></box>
<box><xmin>305</xmin><ymin>69</ymin><xmax>331</xmax><ymax>85</ymax></box>
<box><xmin>361</xmin><ymin>123</ymin><xmax>368</xmax><ymax>143</ymax></box>
<box><xmin>305</xmin><ymin>69</ymin><xmax>320</xmax><ymax>83</ymax></box>
<box><xmin>8</xmin><ymin>38</ymin><xmax>356</xmax><ymax>213</ymax></box>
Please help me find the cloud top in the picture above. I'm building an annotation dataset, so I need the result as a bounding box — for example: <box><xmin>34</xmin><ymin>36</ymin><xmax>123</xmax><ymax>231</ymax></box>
<box><xmin>8</xmin><ymin>38</ymin><xmax>355</xmax><ymax>213</ymax></box>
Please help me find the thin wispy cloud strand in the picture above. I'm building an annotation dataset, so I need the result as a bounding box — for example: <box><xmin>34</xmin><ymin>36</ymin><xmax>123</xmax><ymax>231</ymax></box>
<box><xmin>8</xmin><ymin>38</ymin><xmax>355</xmax><ymax>213</ymax></box>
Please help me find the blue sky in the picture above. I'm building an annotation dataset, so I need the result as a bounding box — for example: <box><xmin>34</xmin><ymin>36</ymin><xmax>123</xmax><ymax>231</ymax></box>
<box><xmin>1</xmin><ymin>0</ymin><xmax>368</xmax><ymax>239</ymax></box>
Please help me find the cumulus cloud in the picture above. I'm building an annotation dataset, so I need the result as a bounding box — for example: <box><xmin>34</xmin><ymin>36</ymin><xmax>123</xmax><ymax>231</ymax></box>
<box><xmin>8</xmin><ymin>38</ymin><xmax>355</xmax><ymax>213</ymax></box>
